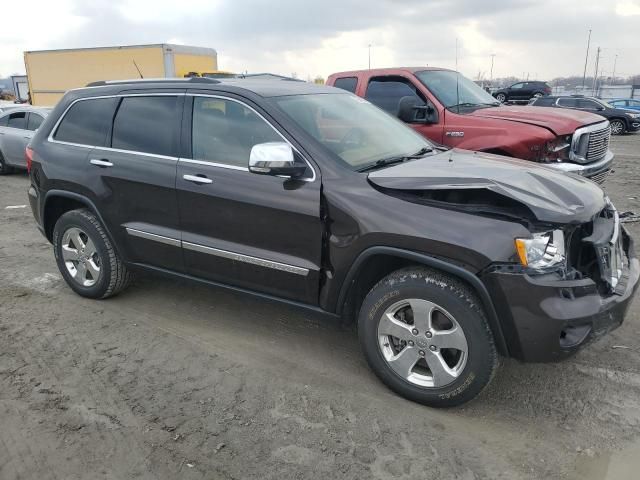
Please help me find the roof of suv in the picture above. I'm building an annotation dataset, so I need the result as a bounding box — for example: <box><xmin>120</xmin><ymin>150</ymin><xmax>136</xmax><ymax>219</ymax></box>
<box><xmin>77</xmin><ymin>77</ymin><xmax>341</xmax><ymax>98</ymax></box>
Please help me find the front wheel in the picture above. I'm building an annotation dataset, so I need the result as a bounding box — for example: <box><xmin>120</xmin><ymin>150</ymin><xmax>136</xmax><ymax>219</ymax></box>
<box><xmin>358</xmin><ymin>268</ymin><xmax>498</xmax><ymax>407</ymax></box>
<box><xmin>610</xmin><ymin>119</ymin><xmax>625</xmax><ymax>135</ymax></box>
<box><xmin>495</xmin><ymin>93</ymin><xmax>507</xmax><ymax>103</ymax></box>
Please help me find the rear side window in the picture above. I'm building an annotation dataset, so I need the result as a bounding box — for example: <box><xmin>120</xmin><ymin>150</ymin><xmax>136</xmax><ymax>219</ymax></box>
<box><xmin>365</xmin><ymin>77</ymin><xmax>425</xmax><ymax>114</ymax></box>
<box><xmin>7</xmin><ymin>112</ymin><xmax>27</xmax><ymax>129</ymax></box>
<box><xmin>0</xmin><ymin>115</ymin><xmax>7</xmax><ymax>127</ymax></box>
<box><xmin>27</xmin><ymin>113</ymin><xmax>44</xmax><ymax>131</ymax></box>
<box><xmin>333</xmin><ymin>77</ymin><xmax>358</xmax><ymax>93</ymax></box>
<box><xmin>557</xmin><ymin>98</ymin><xmax>578</xmax><ymax>108</ymax></box>
<box><xmin>111</xmin><ymin>96</ymin><xmax>179</xmax><ymax>157</ymax></box>
<box><xmin>54</xmin><ymin>98</ymin><xmax>116</xmax><ymax>146</ymax></box>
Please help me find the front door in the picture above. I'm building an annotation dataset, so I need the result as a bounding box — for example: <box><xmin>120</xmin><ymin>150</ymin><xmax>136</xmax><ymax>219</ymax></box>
<box><xmin>176</xmin><ymin>94</ymin><xmax>322</xmax><ymax>304</ymax></box>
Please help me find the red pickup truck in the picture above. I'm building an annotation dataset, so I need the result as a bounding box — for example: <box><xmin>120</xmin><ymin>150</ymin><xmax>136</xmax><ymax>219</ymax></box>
<box><xmin>326</xmin><ymin>68</ymin><xmax>613</xmax><ymax>183</ymax></box>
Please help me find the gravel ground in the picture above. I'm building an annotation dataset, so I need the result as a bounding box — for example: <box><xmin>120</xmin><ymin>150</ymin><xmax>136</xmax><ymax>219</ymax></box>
<box><xmin>1</xmin><ymin>134</ymin><xmax>639</xmax><ymax>480</ymax></box>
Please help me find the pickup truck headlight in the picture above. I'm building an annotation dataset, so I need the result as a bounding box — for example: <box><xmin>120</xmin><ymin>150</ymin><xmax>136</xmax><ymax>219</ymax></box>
<box><xmin>515</xmin><ymin>230</ymin><xmax>565</xmax><ymax>270</ymax></box>
<box><xmin>541</xmin><ymin>135</ymin><xmax>571</xmax><ymax>162</ymax></box>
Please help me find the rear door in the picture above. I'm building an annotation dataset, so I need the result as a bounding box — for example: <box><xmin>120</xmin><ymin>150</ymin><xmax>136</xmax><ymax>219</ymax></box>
<box><xmin>1</xmin><ymin>111</ymin><xmax>30</xmax><ymax>165</ymax></box>
<box><xmin>176</xmin><ymin>93</ymin><xmax>322</xmax><ymax>304</ymax></box>
<box><xmin>88</xmin><ymin>93</ymin><xmax>184</xmax><ymax>271</ymax></box>
<box><xmin>508</xmin><ymin>83</ymin><xmax>526</xmax><ymax>100</ymax></box>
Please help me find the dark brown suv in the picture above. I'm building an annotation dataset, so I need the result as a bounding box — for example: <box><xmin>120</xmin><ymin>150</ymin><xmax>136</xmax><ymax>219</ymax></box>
<box><xmin>27</xmin><ymin>78</ymin><xmax>639</xmax><ymax>407</ymax></box>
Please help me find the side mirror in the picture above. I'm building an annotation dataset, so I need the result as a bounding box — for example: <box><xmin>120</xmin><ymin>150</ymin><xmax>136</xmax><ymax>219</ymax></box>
<box><xmin>249</xmin><ymin>142</ymin><xmax>307</xmax><ymax>178</ymax></box>
<box><xmin>397</xmin><ymin>96</ymin><xmax>438</xmax><ymax>124</ymax></box>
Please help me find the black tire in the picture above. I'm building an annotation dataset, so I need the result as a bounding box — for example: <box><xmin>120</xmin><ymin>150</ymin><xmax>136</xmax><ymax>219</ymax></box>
<box><xmin>495</xmin><ymin>92</ymin><xmax>507</xmax><ymax>103</ymax></box>
<box><xmin>358</xmin><ymin>267</ymin><xmax>498</xmax><ymax>407</ymax></box>
<box><xmin>0</xmin><ymin>150</ymin><xmax>14</xmax><ymax>175</ymax></box>
<box><xmin>53</xmin><ymin>209</ymin><xmax>132</xmax><ymax>299</ymax></box>
<box><xmin>610</xmin><ymin>119</ymin><xmax>626</xmax><ymax>136</ymax></box>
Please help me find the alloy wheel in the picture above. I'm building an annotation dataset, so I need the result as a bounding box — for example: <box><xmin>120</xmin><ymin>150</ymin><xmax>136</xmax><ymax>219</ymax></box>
<box><xmin>610</xmin><ymin>120</ymin><xmax>624</xmax><ymax>135</ymax></box>
<box><xmin>496</xmin><ymin>93</ymin><xmax>506</xmax><ymax>103</ymax></box>
<box><xmin>61</xmin><ymin>227</ymin><xmax>102</xmax><ymax>287</ymax></box>
<box><xmin>377</xmin><ymin>299</ymin><xmax>468</xmax><ymax>388</ymax></box>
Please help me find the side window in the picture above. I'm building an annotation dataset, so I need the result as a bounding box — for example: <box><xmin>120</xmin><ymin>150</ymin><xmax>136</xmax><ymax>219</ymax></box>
<box><xmin>365</xmin><ymin>77</ymin><xmax>425</xmax><ymax>114</ymax></box>
<box><xmin>333</xmin><ymin>77</ymin><xmax>358</xmax><ymax>93</ymax></box>
<box><xmin>557</xmin><ymin>98</ymin><xmax>578</xmax><ymax>108</ymax></box>
<box><xmin>192</xmin><ymin>97</ymin><xmax>282</xmax><ymax>168</ymax></box>
<box><xmin>112</xmin><ymin>96</ymin><xmax>179</xmax><ymax>157</ymax></box>
<box><xmin>54</xmin><ymin>98</ymin><xmax>116</xmax><ymax>146</ymax></box>
<box><xmin>0</xmin><ymin>114</ymin><xmax>7</xmax><ymax>127</ymax></box>
<box><xmin>578</xmin><ymin>99</ymin><xmax>600</xmax><ymax>110</ymax></box>
<box><xmin>27</xmin><ymin>113</ymin><xmax>44</xmax><ymax>131</ymax></box>
<box><xmin>7</xmin><ymin>112</ymin><xmax>27</xmax><ymax>129</ymax></box>
<box><xmin>510</xmin><ymin>83</ymin><xmax>524</xmax><ymax>89</ymax></box>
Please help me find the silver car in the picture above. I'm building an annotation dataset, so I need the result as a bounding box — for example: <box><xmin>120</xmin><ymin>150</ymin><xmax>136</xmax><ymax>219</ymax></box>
<box><xmin>0</xmin><ymin>106</ymin><xmax>51</xmax><ymax>174</ymax></box>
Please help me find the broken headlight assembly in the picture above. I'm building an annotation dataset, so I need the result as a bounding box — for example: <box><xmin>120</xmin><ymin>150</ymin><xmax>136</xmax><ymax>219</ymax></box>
<box><xmin>542</xmin><ymin>135</ymin><xmax>571</xmax><ymax>162</ymax></box>
<box><xmin>515</xmin><ymin>230</ymin><xmax>566</xmax><ymax>271</ymax></box>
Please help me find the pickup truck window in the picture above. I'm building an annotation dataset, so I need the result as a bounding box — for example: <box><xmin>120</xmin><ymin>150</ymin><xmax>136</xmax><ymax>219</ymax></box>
<box><xmin>274</xmin><ymin>93</ymin><xmax>430</xmax><ymax>170</ymax></box>
<box><xmin>415</xmin><ymin>70</ymin><xmax>498</xmax><ymax>110</ymax></box>
<box><xmin>192</xmin><ymin>96</ymin><xmax>281</xmax><ymax>168</ymax></box>
<box><xmin>333</xmin><ymin>77</ymin><xmax>358</xmax><ymax>93</ymax></box>
<box><xmin>365</xmin><ymin>77</ymin><xmax>425</xmax><ymax>114</ymax></box>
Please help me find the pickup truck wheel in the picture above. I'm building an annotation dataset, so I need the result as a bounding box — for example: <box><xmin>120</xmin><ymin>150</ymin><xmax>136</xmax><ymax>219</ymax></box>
<box><xmin>610</xmin><ymin>119</ymin><xmax>625</xmax><ymax>135</ymax></box>
<box><xmin>53</xmin><ymin>209</ymin><xmax>132</xmax><ymax>299</ymax></box>
<box><xmin>358</xmin><ymin>267</ymin><xmax>497</xmax><ymax>407</ymax></box>
<box><xmin>0</xmin><ymin>150</ymin><xmax>14</xmax><ymax>175</ymax></box>
<box><xmin>495</xmin><ymin>93</ymin><xmax>507</xmax><ymax>103</ymax></box>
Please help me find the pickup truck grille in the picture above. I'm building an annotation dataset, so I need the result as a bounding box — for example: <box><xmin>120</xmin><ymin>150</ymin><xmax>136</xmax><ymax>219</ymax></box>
<box><xmin>586</xmin><ymin>126</ymin><xmax>611</xmax><ymax>161</ymax></box>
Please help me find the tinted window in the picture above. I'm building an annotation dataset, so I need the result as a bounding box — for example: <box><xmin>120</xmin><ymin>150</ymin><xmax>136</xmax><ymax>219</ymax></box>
<box><xmin>557</xmin><ymin>98</ymin><xmax>579</xmax><ymax>107</ymax></box>
<box><xmin>0</xmin><ymin>114</ymin><xmax>7</xmax><ymax>127</ymax></box>
<box><xmin>333</xmin><ymin>77</ymin><xmax>358</xmax><ymax>93</ymax></box>
<box><xmin>55</xmin><ymin>98</ymin><xmax>116</xmax><ymax>146</ymax></box>
<box><xmin>27</xmin><ymin>113</ymin><xmax>44</xmax><ymax>131</ymax></box>
<box><xmin>112</xmin><ymin>96</ymin><xmax>179</xmax><ymax>157</ymax></box>
<box><xmin>365</xmin><ymin>77</ymin><xmax>425</xmax><ymax>114</ymax></box>
<box><xmin>510</xmin><ymin>83</ymin><xmax>525</xmax><ymax>89</ymax></box>
<box><xmin>7</xmin><ymin>112</ymin><xmax>27</xmax><ymax>129</ymax></box>
<box><xmin>192</xmin><ymin>97</ymin><xmax>282</xmax><ymax>168</ymax></box>
<box><xmin>578</xmin><ymin>99</ymin><xmax>601</xmax><ymax>110</ymax></box>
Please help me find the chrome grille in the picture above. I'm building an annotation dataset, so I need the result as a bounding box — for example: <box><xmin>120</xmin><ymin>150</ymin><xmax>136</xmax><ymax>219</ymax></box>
<box><xmin>590</xmin><ymin>169</ymin><xmax>611</xmax><ymax>185</ymax></box>
<box><xmin>586</xmin><ymin>126</ymin><xmax>611</xmax><ymax>161</ymax></box>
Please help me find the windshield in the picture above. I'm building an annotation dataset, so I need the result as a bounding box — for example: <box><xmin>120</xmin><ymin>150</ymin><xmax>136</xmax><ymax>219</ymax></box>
<box><xmin>595</xmin><ymin>98</ymin><xmax>614</xmax><ymax>109</ymax></box>
<box><xmin>415</xmin><ymin>70</ymin><xmax>499</xmax><ymax>110</ymax></box>
<box><xmin>274</xmin><ymin>93</ymin><xmax>432</xmax><ymax>170</ymax></box>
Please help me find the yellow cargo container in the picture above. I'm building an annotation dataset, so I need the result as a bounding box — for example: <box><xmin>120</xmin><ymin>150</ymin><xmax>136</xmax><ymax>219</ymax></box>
<box><xmin>24</xmin><ymin>44</ymin><xmax>217</xmax><ymax>106</ymax></box>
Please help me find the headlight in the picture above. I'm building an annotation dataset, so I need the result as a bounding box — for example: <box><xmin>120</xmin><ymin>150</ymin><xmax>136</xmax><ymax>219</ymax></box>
<box><xmin>515</xmin><ymin>230</ymin><xmax>566</xmax><ymax>270</ymax></box>
<box><xmin>627</xmin><ymin>113</ymin><xmax>640</xmax><ymax>119</ymax></box>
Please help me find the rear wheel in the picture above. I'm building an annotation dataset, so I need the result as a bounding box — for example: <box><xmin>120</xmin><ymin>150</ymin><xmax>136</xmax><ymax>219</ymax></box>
<box><xmin>495</xmin><ymin>92</ymin><xmax>507</xmax><ymax>103</ymax></box>
<box><xmin>358</xmin><ymin>267</ymin><xmax>498</xmax><ymax>407</ymax></box>
<box><xmin>610</xmin><ymin>119</ymin><xmax>625</xmax><ymax>135</ymax></box>
<box><xmin>0</xmin><ymin>150</ymin><xmax>14</xmax><ymax>175</ymax></box>
<box><xmin>532</xmin><ymin>92</ymin><xmax>544</xmax><ymax>98</ymax></box>
<box><xmin>53</xmin><ymin>209</ymin><xmax>132</xmax><ymax>299</ymax></box>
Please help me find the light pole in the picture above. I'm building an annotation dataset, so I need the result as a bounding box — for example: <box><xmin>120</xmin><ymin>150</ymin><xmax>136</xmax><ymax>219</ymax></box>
<box><xmin>582</xmin><ymin>29</ymin><xmax>592</xmax><ymax>92</ymax></box>
<box><xmin>489</xmin><ymin>54</ymin><xmax>496</xmax><ymax>83</ymax></box>
<box><xmin>368</xmin><ymin>44</ymin><xmax>371</xmax><ymax>70</ymax></box>
<box><xmin>612</xmin><ymin>54</ymin><xmax>618</xmax><ymax>85</ymax></box>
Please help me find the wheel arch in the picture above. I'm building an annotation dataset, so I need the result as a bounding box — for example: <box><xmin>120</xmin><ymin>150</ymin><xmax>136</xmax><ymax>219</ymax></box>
<box><xmin>43</xmin><ymin>191</ymin><xmax>121</xmax><ymax>257</ymax></box>
<box><xmin>337</xmin><ymin>246</ymin><xmax>509</xmax><ymax>356</ymax></box>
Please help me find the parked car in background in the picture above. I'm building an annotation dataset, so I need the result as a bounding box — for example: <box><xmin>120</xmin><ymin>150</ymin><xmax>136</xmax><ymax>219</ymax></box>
<box><xmin>529</xmin><ymin>95</ymin><xmax>640</xmax><ymax>135</ymax></box>
<box><xmin>27</xmin><ymin>78</ymin><xmax>639</xmax><ymax>407</ymax></box>
<box><xmin>608</xmin><ymin>98</ymin><xmax>640</xmax><ymax>112</ymax></box>
<box><xmin>327</xmin><ymin>68</ymin><xmax>613</xmax><ymax>184</ymax></box>
<box><xmin>492</xmin><ymin>81</ymin><xmax>551</xmax><ymax>103</ymax></box>
<box><xmin>0</xmin><ymin>106</ymin><xmax>50</xmax><ymax>174</ymax></box>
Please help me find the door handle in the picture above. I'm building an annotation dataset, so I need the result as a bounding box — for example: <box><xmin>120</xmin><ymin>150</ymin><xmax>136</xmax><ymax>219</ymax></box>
<box><xmin>90</xmin><ymin>158</ymin><xmax>114</xmax><ymax>168</ymax></box>
<box><xmin>183</xmin><ymin>174</ymin><xmax>212</xmax><ymax>184</ymax></box>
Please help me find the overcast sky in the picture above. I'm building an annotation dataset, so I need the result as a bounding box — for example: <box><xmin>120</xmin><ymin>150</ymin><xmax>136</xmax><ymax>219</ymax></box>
<box><xmin>2</xmin><ymin>0</ymin><xmax>640</xmax><ymax>81</ymax></box>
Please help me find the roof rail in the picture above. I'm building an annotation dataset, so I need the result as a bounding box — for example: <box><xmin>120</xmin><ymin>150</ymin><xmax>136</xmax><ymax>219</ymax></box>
<box><xmin>85</xmin><ymin>77</ymin><xmax>221</xmax><ymax>87</ymax></box>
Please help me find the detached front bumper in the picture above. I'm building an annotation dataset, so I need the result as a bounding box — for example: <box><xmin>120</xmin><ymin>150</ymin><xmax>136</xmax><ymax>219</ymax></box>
<box><xmin>482</xmin><ymin>228</ymin><xmax>639</xmax><ymax>362</ymax></box>
<box><xmin>547</xmin><ymin>150</ymin><xmax>614</xmax><ymax>184</ymax></box>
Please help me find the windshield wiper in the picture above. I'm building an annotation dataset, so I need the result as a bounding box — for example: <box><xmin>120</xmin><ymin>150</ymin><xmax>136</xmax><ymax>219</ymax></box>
<box><xmin>357</xmin><ymin>147</ymin><xmax>434</xmax><ymax>173</ymax></box>
<box><xmin>448</xmin><ymin>102</ymin><xmax>499</xmax><ymax>110</ymax></box>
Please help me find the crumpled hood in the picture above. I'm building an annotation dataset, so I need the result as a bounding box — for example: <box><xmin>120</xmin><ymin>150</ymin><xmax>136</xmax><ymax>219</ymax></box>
<box><xmin>469</xmin><ymin>105</ymin><xmax>605</xmax><ymax>135</ymax></box>
<box><xmin>368</xmin><ymin>149</ymin><xmax>607</xmax><ymax>225</ymax></box>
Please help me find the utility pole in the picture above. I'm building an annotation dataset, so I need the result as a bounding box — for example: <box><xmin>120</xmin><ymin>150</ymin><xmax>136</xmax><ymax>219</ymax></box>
<box><xmin>368</xmin><ymin>44</ymin><xmax>371</xmax><ymax>70</ymax></box>
<box><xmin>612</xmin><ymin>54</ymin><xmax>618</xmax><ymax>85</ymax></box>
<box><xmin>582</xmin><ymin>29</ymin><xmax>592</xmax><ymax>92</ymax></box>
<box><xmin>592</xmin><ymin>46</ymin><xmax>601</xmax><ymax>96</ymax></box>
<box><xmin>489</xmin><ymin>54</ymin><xmax>496</xmax><ymax>83</ymax></box>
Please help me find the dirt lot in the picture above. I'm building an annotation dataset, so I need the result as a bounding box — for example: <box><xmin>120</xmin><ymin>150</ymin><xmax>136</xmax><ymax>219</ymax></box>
<box><xmin>1</xmin><ymin>135</ymin><xmax>640</xmax><ymax>480</ymax></box>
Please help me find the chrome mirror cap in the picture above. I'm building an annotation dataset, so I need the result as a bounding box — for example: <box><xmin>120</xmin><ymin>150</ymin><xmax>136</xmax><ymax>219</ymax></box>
<box><xmin>249</xmin><ymin>142</ymin><xmax>305</xmax><ymax>178</ymax></box>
